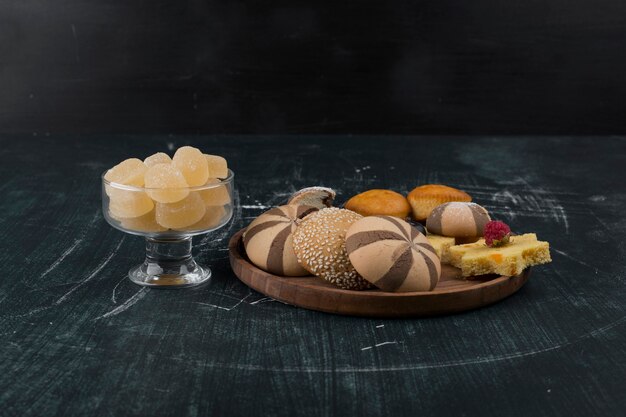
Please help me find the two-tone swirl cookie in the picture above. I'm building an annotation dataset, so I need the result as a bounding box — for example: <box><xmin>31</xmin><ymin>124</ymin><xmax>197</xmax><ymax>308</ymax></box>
<box><xmin>345</xmin><ymin>215</ymin><xmax>441</xmax><ymax>292</ymax></box>
<box><xmin>426</xmin><ymin>202</ymin><xmax>491</xmax><ymax>238</ymax></box>
<box><xmin>243</xmin><ymin>204</ymin><xmax>318</xmax><ymax>276</ymax></box>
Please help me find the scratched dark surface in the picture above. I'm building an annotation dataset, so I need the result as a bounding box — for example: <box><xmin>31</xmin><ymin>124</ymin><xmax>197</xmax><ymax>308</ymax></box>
<box><xmin>0</xmin><ymin>136</ymin><xmax>624</xmax><ymax>417</ymax></box>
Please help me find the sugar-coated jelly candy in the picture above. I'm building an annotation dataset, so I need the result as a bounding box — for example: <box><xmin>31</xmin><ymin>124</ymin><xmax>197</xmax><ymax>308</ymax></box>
<box><xmin>155</xmin><ymin>193</ymin><xmax>206</xmax><ymax>229</ymax></box>
<box><xmin>104</xmin><ymin>158</ymin><xmax>148</xmax><ymax>200</ymax></box>
<box><xmin>144</xmin><ymin>163</ymin><xmax>189</xmax><ymax>203</ymax></box>
<box><xmin>198</xmin><ymin>179</ymin><xmax>231</xmax><ymax>206</ymax></box>
<box><xmin>120</xmin><ymin>209</ymin><xmax>167</xmax><ymax>233</ymax></box>
<box><xmin>172</xmin><ymin>146</ymin><xmax>209</xmax><ymax>187</ymax></box>
<box><xmin>104</xmin><ymin>158</ymin><xmax>147</xmax><ymax>187</ymax></box>
<box><xmin>109</xmin><ymin>191</ymin><xmax>154</xmax><ymax>218</ymax></box>
<box><xmin>144</xmin><ymin>152</ymin><xmax>172</xmax><ymax>167</ymax></box>
<box><xmin>205</xmin><ymin>154</ymin><xmax>228</xmax><ymax>179</ymax></box>
<box><xmin>181</xmin><ymin>205</ymin><xmax>228</xmax><ymax>231</ymax></box>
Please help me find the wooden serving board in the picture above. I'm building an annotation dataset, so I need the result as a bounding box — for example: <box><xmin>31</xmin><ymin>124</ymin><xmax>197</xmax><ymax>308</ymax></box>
<box><xmin>228</xmin><ymin>229</ymin><xmax>531</xmax><ymax>317</ymax></box>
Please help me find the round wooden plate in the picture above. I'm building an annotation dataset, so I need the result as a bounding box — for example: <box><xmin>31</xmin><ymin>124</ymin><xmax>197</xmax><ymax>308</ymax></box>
<box><xmin>228</xmin><ymin>229</ymin><xmax>531</xmax><ymax>317</ymax></box>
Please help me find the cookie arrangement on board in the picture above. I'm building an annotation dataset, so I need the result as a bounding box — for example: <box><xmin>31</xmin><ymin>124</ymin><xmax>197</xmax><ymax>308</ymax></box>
<box><xmin>240</xmin><ymin>183</ymin><xmax>552</xmax><ymax>293</ymax></box>
<box><xmin>104</xmin><ymin>146</ymin><xmax>231</xmax><ymax>233</ymax></box>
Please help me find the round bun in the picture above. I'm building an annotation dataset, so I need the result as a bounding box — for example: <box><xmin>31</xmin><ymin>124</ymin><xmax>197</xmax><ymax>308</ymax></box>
<box><xmin>243</xmin><ymin>205</ymin><xmax>318</xmax><ymax>276</ymax></box>
<box><xmin>407</xmin><ymin>184</ymin><xmax>472</xmax><ymax>221</ymax></box>
<box><xmin>293</xmin><ymin>208</ymin><xmax>372</xmax><ymax>290</ymax></box>
<box><xmin>426</xmin><ymin>202</ymin><xmax>491</xmax><ymax>238</ymax></box>
<box><xmin>288</xmin><ymin>186</ymin><xmax>336</xmax><ymax>209</ymax></box>
<box><xmin>344</xmin><ymin>189</ymin><xmax>411</xmax><ymax>218</ymax></box>
<box><xmin>346</xmin><ymin>216</ymin><xmax>440</xmax><ymax>292</ymax></box>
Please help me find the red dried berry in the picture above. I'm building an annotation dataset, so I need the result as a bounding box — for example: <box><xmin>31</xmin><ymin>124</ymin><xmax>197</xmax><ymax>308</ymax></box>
<box><xmin>484</xmin><ymin>220</ymin><xmax>511</xmax><ymax>247</ymax></box>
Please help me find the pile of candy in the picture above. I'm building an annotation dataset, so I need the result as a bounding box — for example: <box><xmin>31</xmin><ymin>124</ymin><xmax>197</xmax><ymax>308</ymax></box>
<box><xmin>104</xmin><ymin>146</ymin><xmax>231</xmax><ymax>232</ymax></box>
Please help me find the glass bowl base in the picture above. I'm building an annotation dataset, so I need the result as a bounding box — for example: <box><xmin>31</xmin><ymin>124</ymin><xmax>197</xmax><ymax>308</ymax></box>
<box><xmin>127</xmin><ymin>236</ymin><xmax>212</xmax><ymax>289</ymax></box>
<box><xmin>129</xmin><ymin>262</ymin><xmax>211</xmax><ymax>288</ymax></box>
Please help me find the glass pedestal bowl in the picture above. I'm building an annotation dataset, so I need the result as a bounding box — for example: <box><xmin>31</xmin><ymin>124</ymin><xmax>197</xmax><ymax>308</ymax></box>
<box><xmin>102</xmin><ymin>170</ymin><xmax>235</xmax><ymax>288</ymax></box>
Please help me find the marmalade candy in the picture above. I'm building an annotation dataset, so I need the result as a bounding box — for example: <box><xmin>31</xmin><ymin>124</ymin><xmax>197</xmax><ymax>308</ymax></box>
<box><xmin>104</xmin><ymin>158</ymin><xmax>147</xmax><ymax>187</ymax></box>
<box><xmin>105</xmin><ymin>147</ymin><xmax>230</xmax><ymax>233</ymax></box>
<box><xmin>204</xmin><ymin>154</ymin><xmax>228</xmax><ymax>179</ymax></box>
<box><xmin>155</xmin><ymin>193</ymin><xmax>206</xmax><ymax>229</ymax></box>
<box><xmin>173</xmin><ymin>146</ymin><xmax>209</xmax><ymax>187</ymax></box>
<box><xmin>144</xmin><ymin>152</ymin><xmax>172</xmax><ymax>167</ymax></box>
<box><xmin>109</xmin><ymin>191</ymin><xmax>154</xmax><ymax>219</ymax></box>
<box><xmin>144</xmin><ymin>163</ymin><xmax>189</xmax><ymax>203</ymax></box>
<box><xmin>198</xmin><ymin>178</ymin><xmax>231</xmax><ymax>206</ymax></box>
<box><xmin>182</xmin><ymin>204</ymin><xmax>228</xmax><ymax>231</ymax></box>
<box><xmin>120</xmin><ymin>209</ymin><xmax>166</xmax><ymax>233</ymax></box>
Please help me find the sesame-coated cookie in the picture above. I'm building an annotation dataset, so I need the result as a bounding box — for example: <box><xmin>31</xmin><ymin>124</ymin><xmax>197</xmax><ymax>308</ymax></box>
<box><xmin>293</xmin><ymin>208</ymin><xmax>373</xmax><ymax>290</ymax></box>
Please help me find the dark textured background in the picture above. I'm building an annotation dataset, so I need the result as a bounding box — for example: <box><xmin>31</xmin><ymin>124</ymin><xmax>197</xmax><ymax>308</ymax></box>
<box><xmin>1</xmin><ymin>136</ymin><xmax>625</xmax><ymax>417</ymax></box>
<box><xmin>2</xmin><ymin>0</ymin><xmax>626</xmax><ymax>134</ymax></box>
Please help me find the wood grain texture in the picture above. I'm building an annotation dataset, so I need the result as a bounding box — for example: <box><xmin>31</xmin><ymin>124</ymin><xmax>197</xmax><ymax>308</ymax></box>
<box><xmin>230</xmin><ymin>228</ymin><xmax>531</xmax><ymax>317</ymax></box>
<box><xmin>0</xmin><ymin>136</ymin><xmax>625</xmax><ymax>417</ymax></box>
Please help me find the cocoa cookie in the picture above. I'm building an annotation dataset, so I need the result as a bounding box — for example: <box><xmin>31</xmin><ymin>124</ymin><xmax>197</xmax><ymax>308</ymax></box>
<box><xmin>243</xmin><ymin>205</ymin><xmax>318</xmax><ymax>276</ymax></box>
<box><xmin>288</xmin><ymin>186</ymin><xmax>336</xmax><ymax>209</ymax></box>
<box><xmin>426</xmin><ymin>202</ymin><xmax>491</xmax><ymax>238</ymax></box>
<box><xmin>345</xmin><ymin>216</ymin><xmax>441</xmax><ymax>292</ymax></box>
